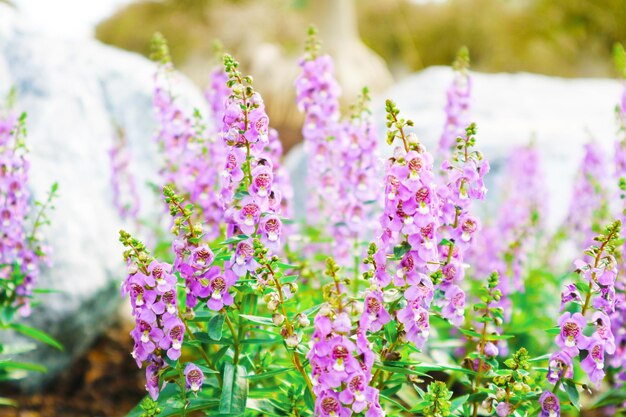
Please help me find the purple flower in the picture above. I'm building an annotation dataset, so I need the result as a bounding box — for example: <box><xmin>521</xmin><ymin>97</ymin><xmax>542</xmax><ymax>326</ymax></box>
<box><xmin>580</xmin><ymin>339</ymin><xmax>606</xmax><ymax>385</ymax></box>
<box><xmin>230</xmin><ymin>240</ymin><xmax>258</xmax><ymax>276</ymax></box>
<box><xmin>250</xmin><ymin>165</ymin><xmax>273</xmax><ymax>198</ymax></box>
<box><xmin>547</xmin><ymin>351</ymin><xmax>573</xmax><ymax>384</ymax></box>
<box><xmin>189</xmin><ymin>245</ymin><xmax>215</xmax><ymax>270</ymax></box>
<box><xmin>236</xmin><ymin>197</ymin><xmax>263</xmax><ymax>235</ymax></box>
<box><xmin>205</xmin><ymin>267</ymin><xmax>237</xmax><ymax>311</ymax></box>
<box><xmin>591</xmin><ymin>311</ymin><xmax>615</xmax><ymax>354</ymax></box>
<box><xmin>359</xmin><ymin>290</ymin><xmax>391</xmax><ymax>333</ymax></box>
<box><xmin>184</xmin><ymin>363</ymin><xmax>204</xmax><ymax>392</ymax></box>
<box><xmin>145</xmin><ymin>359</ymin><xmax>164</xmax><ymax>400</ymax></box>
<box><xmin>556</xmin><ymin>312</ymin><xmax>588</xmax><ymax>354</ymax></box>
<box><xmin>161</xmin><ymin>316</ymin><xmax>185</xmax><ymax>360</ymax></box>
<box><xmin>441</xmin><ymin>285</ymin><xmax>465</xmax><ymax>326</ymax></box>
<box><xmin>397</xmin><ymin>302</ymin><xmax>430</xmax><ymax>348</ymax></box>
<box><xmin>560</xmin><ymin>283</ymin><xmax>582</xmax><ymax>311</ymax></box>
<box><xmin>259</xmin><ymin>215</ymin><xmax>282</xmax><ymax>250</ymax></box>
<box><xmin>316</xmin><ymin>390</ymin><xmax>351</xmax><ymax>417</ymax></box>
<box><xmin>539</xmin><ymin>391</ymin><xmax>560</xmax><ymax>417</ymax></box>
<box><xmin>496</xmin><ymin>402</ymin><xmax>514</xmax><ymax>417</ymax></box>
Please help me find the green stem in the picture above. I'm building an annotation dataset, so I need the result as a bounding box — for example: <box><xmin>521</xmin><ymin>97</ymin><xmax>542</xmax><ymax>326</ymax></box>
<box><xmin>223</xmin><ymin>312</ymin><xmax>240</xmax><ymax>365</ymax></box>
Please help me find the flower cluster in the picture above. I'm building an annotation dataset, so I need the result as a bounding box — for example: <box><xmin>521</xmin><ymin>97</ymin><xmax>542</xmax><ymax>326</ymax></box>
<box><xmin>119</xmin><ymin>230</ymin><xmax>184</xmax><ymax>400</ymax></box>
<box><xmin>308</xmin><ymin>260</ymin><xmax>384</xmax><ymax>417</ymax></box>
<box><xmin>435</xmin><ymin>122</ymin><xmax>489</xmax><ymax>326</ymax></box>
<box><xmin>295</xmin><ymin>29</ymin><xmax>380</xmax><ymax>266</ymax></box>
<box><xmin>108</xmin><ymin>126</ymin><xmax>140</xmax><ymax>220</ymax></box>
<box><xmin>151</xmin><ymin>33</ymin><xmax>226</xmax><ymax>240</ymax></box>
<box><xmin>372</xmin><ymin>100</ymin><xmax>441</xmax><ymax>348</ymax></box>
<box><xmin>331</xmin><ymin>88</ymin><xmax>381</xmax><ymax>266</ymax></box>
<box><xmin>0</xmin><ymin>111</ymin><xmax>53</xmax><ymax>316</ymax></box>
<box><xmin>295</xmin><ymin>27</ymin><xmax>342</xmax><ymax>227</ymax></box>
<box><xmin>438</xmin><ymin>47</ymin><xmax>471</xmax><ymax>158</ymax></box>
<box><xmin>164</xmin><ymin>186</ymin><xmax>235</xmax><ymax>312</ymax></box>
<box><xmin>565</xmin><ymin>142</ymin><xmax>609</xmax><ymax>251</ymax></box>
<box><xmin>220</xmin><ymin>54</ymin><xmax>286</xmax><ymax>252</ymax></box>
<box><xmin>544</xmin><ymin>219</ymin><xmax>620</xmax><ymax>413</ymax></box>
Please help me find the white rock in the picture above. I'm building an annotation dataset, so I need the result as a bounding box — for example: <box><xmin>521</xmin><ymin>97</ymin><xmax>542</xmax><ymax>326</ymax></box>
<box><xmin>0</xmin><ymin>4</ymin><xmax>207</xmax><ymax>388</ymax></box>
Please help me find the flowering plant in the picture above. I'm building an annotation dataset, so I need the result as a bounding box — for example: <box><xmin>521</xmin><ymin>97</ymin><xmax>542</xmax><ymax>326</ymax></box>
<box><xmin>0</xmin><ymin>91</ymin><xmax>61</xmax><ymax>405</ymax></box>
<box><xmin>118</xmin><ymin>35</ymin><xmax>626</xmax><ymax>417</ymax></box>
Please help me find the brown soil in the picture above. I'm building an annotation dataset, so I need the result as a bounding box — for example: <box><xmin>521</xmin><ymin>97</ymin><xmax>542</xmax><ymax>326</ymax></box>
<box><xmin>0</xmin><ymin>322</ymin><xmax>145</xmax><ymax>417</ymax></box>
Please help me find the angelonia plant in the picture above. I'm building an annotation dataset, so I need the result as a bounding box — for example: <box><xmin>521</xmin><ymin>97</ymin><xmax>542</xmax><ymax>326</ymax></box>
<box><xmin>295</xmin><ymin>26</ymin><xmax>380</xmax><ymax>267</ymax></box>
<box><xmin>0</xmin><ymin>90</ymin><xmax>62</xmax><ymax>398</ymax></box>
<box><xmin>109</xmin><ymin>125</ymin><xmax>141</xmax><ymax>221</ymax></box>
<box><xmin>117</xmin><ymin>32</ymin><xmax>626</xmax><ymax>417</ymax></box>
<box><xmin>439</xmin><ymin>46</ymin><xmax>471</xmax><ymax>159</ymax></box>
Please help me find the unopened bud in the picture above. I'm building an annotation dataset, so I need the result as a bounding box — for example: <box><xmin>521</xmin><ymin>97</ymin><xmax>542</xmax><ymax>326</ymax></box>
<box><xmin>272</xmin><ymin>313</ymin><xmax>285</xmax><ymax>326</ymax></box>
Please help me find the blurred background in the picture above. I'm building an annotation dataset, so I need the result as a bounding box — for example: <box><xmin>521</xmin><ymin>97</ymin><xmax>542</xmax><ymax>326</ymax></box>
<box><xmin>1</xmin><ymin>0</ymin><xmax>625</xmax><ymax>416</ymax></box>
<box><xmin>9</xmin><ymin>0</ymin><xmax>626</xmax><ymax>151</ymax></box>
<box><xmin>97</xmin><ymin>0</ymin><xmax>626</xmax><ymax>150</ymax></box>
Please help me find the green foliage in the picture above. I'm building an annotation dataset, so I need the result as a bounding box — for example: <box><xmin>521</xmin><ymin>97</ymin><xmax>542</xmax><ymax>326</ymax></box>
<box><xmin>421</xmin><ymin>381</ymin><xmax>452</xmax><ymax>417</ymax></box>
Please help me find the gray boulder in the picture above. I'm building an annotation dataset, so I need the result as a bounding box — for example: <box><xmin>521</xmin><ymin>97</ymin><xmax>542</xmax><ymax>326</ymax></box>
<box><xmin>286</xmin><ymin>66</ymin><xmax>623</xmax><ymax>227</ymax></box>
<box><xmin>0</xmin><ymin>4</ymin><xmax>206</xmax><ymax>389</ymax></box>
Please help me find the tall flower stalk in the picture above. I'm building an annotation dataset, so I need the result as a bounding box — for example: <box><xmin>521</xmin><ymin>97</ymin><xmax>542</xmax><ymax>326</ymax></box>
<box><xmin>436</xmin><ymin>122</ymin><xmax>489</xmax><ymax>326</ymax></box>
<box><xmin>0</xmin><ymin>110</ymin><xmax>56</xmax><ymax>316</ymax></box>
<box><xmin>564</xmin><ymin>142</ymin><xmax>609</xmax><ymax>252</ymax></box>
<box><xmin>541</xmin><ymin>220</ymin><xmax>621</xmax><ymax>414</ymax></box>
<box><xmin>151</xmin><ymin>33</ymin><xmax>226</xmax><ymax>240</ymax></box>
<box><xmin>295</xmin><ymin>27</ymin><xmax>342</xmax><ymax>229</ymax></box>
<box><xmin>439</xmin><ymin>47</ymin><xmax>472</xmax><ymax>159</ymax></box>
<box><xmin>109</xmin><ymin>126</ymin><xmax>141</xmax><ymax>221</ymax></box>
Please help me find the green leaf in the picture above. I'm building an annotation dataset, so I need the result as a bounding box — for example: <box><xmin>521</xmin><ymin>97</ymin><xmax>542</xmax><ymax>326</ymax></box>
<box><xmin>380</xmin><ymin>393</ymin><xmax>409</xmax><ymax>411</ymax></box>
<box><xmin>208</xmin><ymin>314</ymin><xmax>225</xmax><ymax>341</ymax></box>
<box><xmin>393</xmin><ymin>242</ymin><xmax>411</xmax><ymax>260</ymax></box>
<box><xmin>240</xmin><ymin>338</ymin><xmax>281</xmax><ymax>346</ymax></box>
<box><xmin>545</xmin><ymin>327</ymin><xmax>561</xmax><ymax>335</ymax></box>
<box><xmin>450</xmin><ymin>394</ymin><xmax>470</xmax><ymax>412</ymax></box>
<box><xmin>0</xmin><ymin>360</ymin><xmax>47</xmax><ymax>373</ymax></box>
<box><xmin>220</xmin><ymin>363</ymin><xmax>249</xmax><ymax>414</ymax></box>
<box><xmin>563</xmin><ymin>379</ymin><xmax>580</xmax><ymax>410</ymax></box>
<box><xmin>373</xmin><ymin>363</ymin><xmax>430</xmax><ymax>378</ymax></box>
<box><xmin>458</xmin><ymin>328</ymin><xmax>482</xmax><ymax>339</ymax></box>
<box><xmin>10</xmin><ymin>323</ymin><xmax>63</xmax><ymax>351</ymax></box>
<box><xmin>221</xmin><ymin>234</ymin><xmax>249</xmax><ymax>245</ymax></box>
<box><xmin>414</xmin><ymin>363</ymin><xmax>477</xmax><ymax>376</ymax></box>
<box><xmin>304</xmin><ymin>387</ymin><xmax>315</xmax><ymax>411</ymax></box>
<box><xmin>275</xmin><ymin>262</ymin><xmax>297</xmax><ymax>270</ymax></box>
<box><xmin>246</xmin><ymin>367</ymin><xmax>295</xmax><ymax>381</ymax></box>
<box><xmin>239</xmin><ymin>314</ymin><xmax>275</xmax><ymax>326</ymax></box>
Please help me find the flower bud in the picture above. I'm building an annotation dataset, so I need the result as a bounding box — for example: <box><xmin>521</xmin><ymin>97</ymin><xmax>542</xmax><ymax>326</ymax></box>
<box><xmin>319</xmin><ymin>303</ymin><xmax>332</xmax><ymax>316</ymax></box>
<box><xmin>272</xmin><ymin>313</ymin><xmax>285</xmax><ymax>326</ymax></box>
<box><xmin>285</xmin><ymin>334</ymin><xmax>299</xmax><ymax>348</ymax></box>
<box><xmin>296</xmin><ymin>313</ymin><xmax>310</xmax><ymax>327</ymax></box>
<box><xmin>496</xmin><ymin>388</ymin><xmax>506</xmax><ymax>400</ymax></box>
<box><xmin>127</xmin><ymin>262</ymin><xmax>138</xmax><ymax>274</ymax></box>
